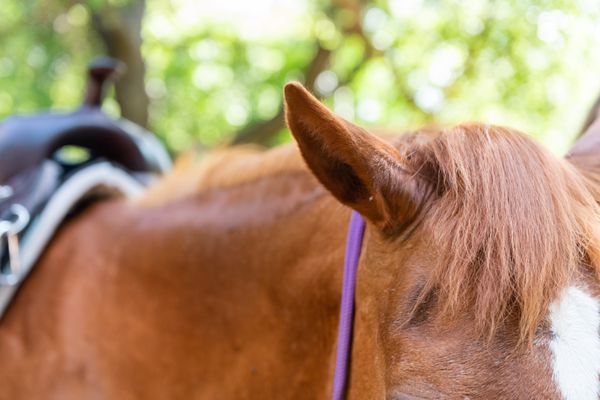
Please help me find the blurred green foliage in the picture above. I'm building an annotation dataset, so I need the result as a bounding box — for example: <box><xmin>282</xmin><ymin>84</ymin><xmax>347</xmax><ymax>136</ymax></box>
<box><xmin>2</xmin><ymin>0</ymin><xmax>600</xmax><ymax>154</ymax></box>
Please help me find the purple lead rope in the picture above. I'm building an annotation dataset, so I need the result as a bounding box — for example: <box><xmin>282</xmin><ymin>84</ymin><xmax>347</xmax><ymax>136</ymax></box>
<box><xmin>332</xmin><ymin>211</ymin><xmax>366</xmax><ymax>400</ymax></box>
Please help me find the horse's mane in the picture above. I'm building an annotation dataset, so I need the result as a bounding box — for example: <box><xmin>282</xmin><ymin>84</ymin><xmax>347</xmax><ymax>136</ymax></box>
<box><xmin>138</xmin><ymin>144</ymin><xmax>305</xmax><ymax>207</ymax></box>
<box><xmin>404</xmin><ymin>123</ymin><xmax>600</xmax><ymax>344</ymax></box>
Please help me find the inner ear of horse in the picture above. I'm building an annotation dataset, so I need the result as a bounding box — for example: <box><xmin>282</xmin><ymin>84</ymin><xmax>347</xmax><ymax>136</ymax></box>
<box><xmin>284</xmin><ymin>82</ymin><xmax>428</xmax><ymax>230</ymax></box>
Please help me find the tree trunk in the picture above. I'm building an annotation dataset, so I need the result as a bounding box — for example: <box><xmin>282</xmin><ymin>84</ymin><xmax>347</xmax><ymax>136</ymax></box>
<box><xmin>91</xmin><ymin>0</ymin><xmax>149</xmax><ymax>128</ymax></box>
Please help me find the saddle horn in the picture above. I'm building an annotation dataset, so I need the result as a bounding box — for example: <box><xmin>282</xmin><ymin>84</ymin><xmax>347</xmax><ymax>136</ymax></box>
<box><xmin>83</xmin><ymin>57</ymin><xmax>125</xmax><ymax>108</ymax></box>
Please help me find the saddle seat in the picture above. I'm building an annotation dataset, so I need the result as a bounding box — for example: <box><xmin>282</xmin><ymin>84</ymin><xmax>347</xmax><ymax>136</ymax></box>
<box><xmin>0</xmin><ymin>106</ymin><xmax>169</xmax><ymax>184</ymax></box>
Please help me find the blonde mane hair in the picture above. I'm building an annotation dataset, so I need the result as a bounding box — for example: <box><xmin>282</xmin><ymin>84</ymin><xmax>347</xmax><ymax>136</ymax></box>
<box><xmin>406</xmin><ymin>123</ymin><xmax>600</xmax><ymax>344</ymax></box>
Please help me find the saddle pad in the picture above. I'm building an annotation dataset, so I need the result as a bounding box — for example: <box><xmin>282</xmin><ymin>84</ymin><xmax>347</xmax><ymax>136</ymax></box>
<box><xmin>0</xmin><ymin>162</ymin><xmax>145</xmax><ymax>318</ymax></box>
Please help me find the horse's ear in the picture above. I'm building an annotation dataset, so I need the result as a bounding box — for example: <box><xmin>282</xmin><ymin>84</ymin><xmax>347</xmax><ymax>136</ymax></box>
<box><xmin>567</xmin><ymin>106</ymin><xmax>600</xmax><ymax>201</ymax></box>
<box><xmin>284</xmin><ymin>82</ymin><xmax>428</xmax><ymax>229</ymax></box>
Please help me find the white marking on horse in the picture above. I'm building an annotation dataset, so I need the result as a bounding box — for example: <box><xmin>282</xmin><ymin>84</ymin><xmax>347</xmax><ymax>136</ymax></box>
<box><xmin>549</xmin><ymin>286</ymin><xmax>600</xmax><ymax>400</ymax></box>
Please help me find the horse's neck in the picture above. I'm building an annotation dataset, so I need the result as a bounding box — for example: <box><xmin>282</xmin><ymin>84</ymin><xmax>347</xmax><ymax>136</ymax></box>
<box><xmin>0</xmin><ymin>166</ymin><xmax>348</xmax><ymax>397</ymax></box>
<box><xmin>0</xmin><ymin>165</ymin><xmax>350</xmax><ymax>397</ymax></box>
<box><xmin>132</xmin><ymin>169</ymin><xmax>349</xmax><ymax>395</ymax></box>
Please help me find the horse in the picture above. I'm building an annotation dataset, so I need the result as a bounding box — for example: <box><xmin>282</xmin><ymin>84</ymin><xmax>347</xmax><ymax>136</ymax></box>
<box><xmin>0</xmin><ymin>82</ymin><xmax>599</xmax><ymax>399</ymax></box>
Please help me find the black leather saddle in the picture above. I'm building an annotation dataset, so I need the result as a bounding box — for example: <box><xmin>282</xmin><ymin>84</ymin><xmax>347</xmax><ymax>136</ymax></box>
<box><xmin>0</xmin><ymin>108</ymin><xmax>149</xmax><ymax>183</ymax></box>
<box><xmin>0</xmin><ymin>57</ymin><xmax>172</xmax><ymax>304</ymax></box>
<box><xmin>0</xmin><ymin>58</ymin><xmax>168</xmax><ymax>185</ymax></box>
<box><xmin>0</xmin><ymin>57</ymin><xmax>170</xmax><ymax>237</ymax></box>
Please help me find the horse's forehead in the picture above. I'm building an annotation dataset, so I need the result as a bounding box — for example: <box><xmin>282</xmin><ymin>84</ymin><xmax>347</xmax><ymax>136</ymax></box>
<box><xmin>380</xmin><ymin>283</ymin><xmax>600</xmax><ymax>399</ymax></box>
<box><xmin>364</xmin><ymin>233</ymin><xmax>598</xmax><ymax>398</ymax></box>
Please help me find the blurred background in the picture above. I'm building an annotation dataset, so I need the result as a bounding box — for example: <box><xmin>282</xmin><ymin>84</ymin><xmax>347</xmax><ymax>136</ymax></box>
<box><xmin>3</xmin><ymin>0</ymin><xmax>600</xmax><ymax>155</ymax></box>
